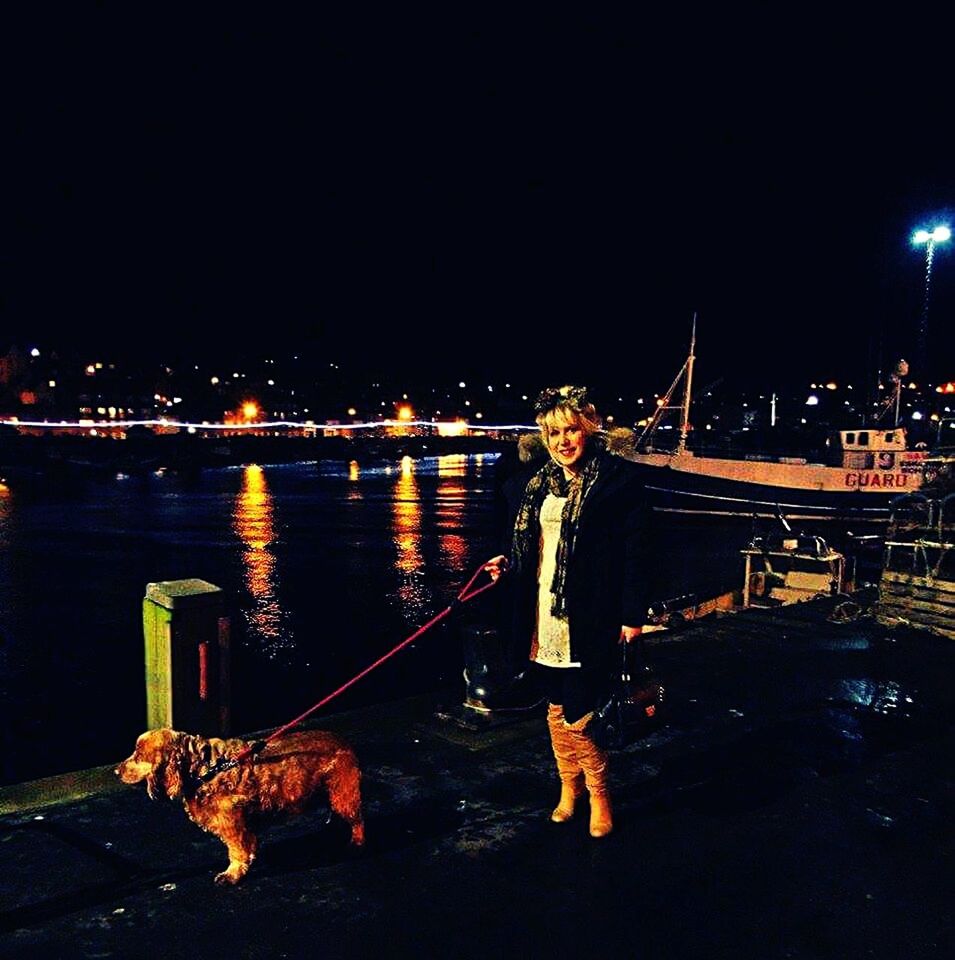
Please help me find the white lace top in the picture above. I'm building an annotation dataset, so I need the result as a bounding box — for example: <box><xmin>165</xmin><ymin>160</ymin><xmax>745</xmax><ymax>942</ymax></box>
<box><xmin>532</xmin><ymin>493</ymin><xmax>580</xmax><ymax>668</ymax></box>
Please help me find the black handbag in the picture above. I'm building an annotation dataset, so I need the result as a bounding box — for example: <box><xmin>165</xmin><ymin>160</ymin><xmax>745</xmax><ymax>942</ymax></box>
<box><xmin>588</xmin><ymin>641</ymin><xmax>665</xmax><ymax>751</ymax></box>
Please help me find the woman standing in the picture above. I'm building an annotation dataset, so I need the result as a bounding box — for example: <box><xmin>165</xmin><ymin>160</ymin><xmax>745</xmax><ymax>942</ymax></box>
<box><xmin>486</xmin><ymin>385</ymin><xmax>653</xmax><ymax>838</ymax></box>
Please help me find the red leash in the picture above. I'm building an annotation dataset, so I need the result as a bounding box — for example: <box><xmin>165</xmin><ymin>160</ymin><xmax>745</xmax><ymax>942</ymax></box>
<box><xmin>197</xmin><ymin>559</ymin><xmax>500</xmax><ymax>784</ymax></box>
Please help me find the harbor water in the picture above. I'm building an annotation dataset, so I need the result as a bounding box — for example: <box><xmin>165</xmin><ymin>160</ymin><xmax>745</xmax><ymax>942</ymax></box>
<box><xmin>1</xmin><ymin>454</ymin><xmax>794</xmax><ymax>786</ymax></box>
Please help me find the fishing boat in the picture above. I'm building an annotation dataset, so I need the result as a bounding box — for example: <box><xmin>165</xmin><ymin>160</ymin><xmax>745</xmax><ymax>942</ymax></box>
<box><xmin>625</xmin><ymin>321</ymin><xmax>948</xmax><ymax>523</ymax></box>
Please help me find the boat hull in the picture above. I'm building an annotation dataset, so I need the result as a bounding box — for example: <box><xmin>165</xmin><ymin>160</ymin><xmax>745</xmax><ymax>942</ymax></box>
<box><xmin>627</xmin><ymin>451</ymin><xmax>939</xmax><ymax>522</ymax></box>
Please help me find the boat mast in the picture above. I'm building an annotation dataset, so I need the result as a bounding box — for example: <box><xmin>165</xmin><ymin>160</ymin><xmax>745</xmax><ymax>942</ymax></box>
<box><xmin>875</xmin><ymin>359</ymin><xmax>908</xmax><ymax>428</ymax></box>
<box><xmin>678</xmin><ymin>314</ymin><xmax>697</xmax><ymax>454</ymax></box>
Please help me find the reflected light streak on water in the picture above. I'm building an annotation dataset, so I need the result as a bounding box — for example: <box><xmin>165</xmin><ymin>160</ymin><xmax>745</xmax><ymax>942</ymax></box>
<box><xmin>438</xmin><ymin>531</ymin><xmax>468</xmax><ymax>572</ymax></box>
<box><xmin>437</xmin><ymin>453</ymin><xmax>468</xmax><ymax>477</ymax></box>
<box><xmin>232</xmin><ymin>464</ymin><xmax>292</xmax><ymax>654</ymax></box>
<box><xmin>392</xmin><ymin>456</ymin><xmax>430</xmax><ymax>617</ymax></box>
<box><xmin>0</xmin><ymin>482</ymin><xmax>11</xmax><ymax>547</ymax></box>
<box><xmin>436</xmin><ymin>471</ymin><xmax>468</xmax><ymax>572</ymax></box>
<box><xmin>348</xmin><ymin>459</ymin><xmax>362</xmax><ymax>498</ymax></box>
<box><xmin>0</xmin><ymin>484</ymin><xmax>11</xmax><ymax>608</ymax></box>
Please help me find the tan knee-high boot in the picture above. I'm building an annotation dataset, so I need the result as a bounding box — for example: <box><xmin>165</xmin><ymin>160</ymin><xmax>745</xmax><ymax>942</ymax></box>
<box><xmin>546</xmin><ymin>704</ymin><xmax>584</xmax><ymax>822</ymax></box>
<box><xmin>567</xmin><ymin>717</ymin><xmax>613</xmax><ymax>838</ymax></box>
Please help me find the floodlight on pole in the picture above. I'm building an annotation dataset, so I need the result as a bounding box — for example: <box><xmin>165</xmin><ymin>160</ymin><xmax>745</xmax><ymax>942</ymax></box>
<box><xmin>912</xmin><ymin>224</ymin><xmax>951</xmax><ymax>380</ymax></box>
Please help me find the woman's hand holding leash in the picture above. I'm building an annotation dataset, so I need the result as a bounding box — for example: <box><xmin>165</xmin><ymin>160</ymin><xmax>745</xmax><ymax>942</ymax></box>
<box><xmin>484</xmin><ymin>555</ymin><xmax>509</xmax><ymax>582</ymax></box>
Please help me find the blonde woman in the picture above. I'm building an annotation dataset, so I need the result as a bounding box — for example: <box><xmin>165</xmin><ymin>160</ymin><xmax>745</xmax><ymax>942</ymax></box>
<box><xmin>486</xmin><ymin>386</ymin><xmax>652</xmax><ymax>838</ymax></box>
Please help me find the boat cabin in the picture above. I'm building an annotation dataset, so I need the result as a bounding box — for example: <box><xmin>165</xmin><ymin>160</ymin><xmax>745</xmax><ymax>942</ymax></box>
<box><xmin>827</xmin><ymin>427</ymin><xmax>910</xmax><ymax>470</ymax></box>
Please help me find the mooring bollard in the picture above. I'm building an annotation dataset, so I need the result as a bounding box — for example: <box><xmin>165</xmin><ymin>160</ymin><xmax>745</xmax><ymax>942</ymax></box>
<box><xmin>142</xmin><ymin>579</ymin><xmax>231</xmax><ymax>736</ymax></box>
<box><xmin>434</xmin><ymin>623</ymin><xmax>542</xmax><ymax>731</ymax></box>
<box><xmin>461</xmin><ymin>623</ymin><xmax>512</xmax><ymax>710</ymax></box>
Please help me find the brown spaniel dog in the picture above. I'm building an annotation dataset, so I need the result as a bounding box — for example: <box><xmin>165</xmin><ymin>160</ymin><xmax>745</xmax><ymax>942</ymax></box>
<box><xmin>116</xmin><ymin>728</ymin><xmax>364</xmax><ymax>885</ymax></box>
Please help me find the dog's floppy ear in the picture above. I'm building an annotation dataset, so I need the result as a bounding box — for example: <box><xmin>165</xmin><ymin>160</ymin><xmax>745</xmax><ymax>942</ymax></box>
<box><xmin>141</xmin><ymin>729</ymin><xmax>182</xmax><ymax>800</ymax></box>
<box><xmin>154</xmin><ymin>731</ymin><xmax>194</xmax><ymax>800</ymax></box>
<box><xmin>145</xmin><ymin>768</ymin><xmax>163</xmax><ymax>801</ymax></box>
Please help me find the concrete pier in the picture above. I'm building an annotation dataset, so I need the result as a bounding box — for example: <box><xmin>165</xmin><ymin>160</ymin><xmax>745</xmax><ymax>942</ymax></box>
<box><xmin>2</xmin><ymin>594</ymin><xmax>954</xmax><ymax>959</ymax></box>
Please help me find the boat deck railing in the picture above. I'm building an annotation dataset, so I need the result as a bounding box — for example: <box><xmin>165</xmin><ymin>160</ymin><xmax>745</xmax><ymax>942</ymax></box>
<box><xmin>637</xmin><ymin>441</ymin><xmax>830</xmax><ymax>464</ymax></box>
<box><xmin>882</xmin><ymin>493</ymin><xmax>955</xmax><ymax>581</ymax></box>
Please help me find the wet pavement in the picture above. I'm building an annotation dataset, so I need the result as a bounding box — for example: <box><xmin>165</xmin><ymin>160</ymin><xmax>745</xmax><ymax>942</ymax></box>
<box><xmin>3</xmin><ymin>594</ymin><xmax>955</xmax><ymax>959</ymax></box>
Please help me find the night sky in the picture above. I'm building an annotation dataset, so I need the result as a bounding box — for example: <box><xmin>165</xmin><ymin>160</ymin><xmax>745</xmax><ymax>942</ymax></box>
<box><xmin>7</xmin><ymin>12</ymin><xmax>954</xmax><ymax>397</ymax></box>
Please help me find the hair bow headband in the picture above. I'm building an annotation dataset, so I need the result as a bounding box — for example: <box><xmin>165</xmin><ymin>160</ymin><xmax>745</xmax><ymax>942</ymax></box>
<box><xmin>533</xmin><ymin>385</ymin><xmax>590</xmax><ymax>416</ymax></box>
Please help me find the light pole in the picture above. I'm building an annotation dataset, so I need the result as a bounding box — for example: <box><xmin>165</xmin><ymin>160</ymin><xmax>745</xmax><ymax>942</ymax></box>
<box><xmin>912</xmin><ymin>224</ymin><xmax>951</xmax><ymax>381</ymax></box>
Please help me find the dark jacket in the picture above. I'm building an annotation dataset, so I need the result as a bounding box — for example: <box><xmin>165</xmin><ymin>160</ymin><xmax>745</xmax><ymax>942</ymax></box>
<box><xmin>501</xmin><ymin>449</ymin><xmax>654</xmax><ymax>673</ymax></box>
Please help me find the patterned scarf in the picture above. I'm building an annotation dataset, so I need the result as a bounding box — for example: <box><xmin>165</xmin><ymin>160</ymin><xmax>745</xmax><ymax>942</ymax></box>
<box><xmin>511</xmin><ymin>449</ymin><xmax>602</xmax><ymax>617</ymax></box>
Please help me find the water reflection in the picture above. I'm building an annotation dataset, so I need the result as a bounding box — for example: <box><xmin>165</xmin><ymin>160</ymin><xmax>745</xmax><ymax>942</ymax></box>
<box><xmin>232</xmin><ymin>464</ymin><xmax>292</xmax><ymax>655</ymax></box>
<box><xmin>392</xmin><ymin>456</ymin><xmax>429</xmax><ymax>618</ymax></box>
<box><xmin>436</xmin><ymin>455</ymin><xmax>468</xmax><ymax>572</ymax></box>
<box><xmin>437</xmin><ymin>454</ymin><xmax>468</xmax><ymax>478</ymax></box>
<box><xmin>348</xmin><ymin>459</ymin><xmax>362</xmax><ymax>499</ymax></box>
<box><xmin>0</xmin><ymin>482</ymin><xmax>11</xmax><ymax>549</ymax></box>
<box><xmin>832</xmin><ymin>678</ymin><xmax>916</xmax><ymax>715</ymax></box>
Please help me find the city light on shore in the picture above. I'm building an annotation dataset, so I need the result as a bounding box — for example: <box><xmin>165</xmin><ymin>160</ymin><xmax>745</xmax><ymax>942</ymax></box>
<box><xmin>0</xmin><ymin>417</ymin><xmax>537</xmax><ymax>432</ymax></box>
